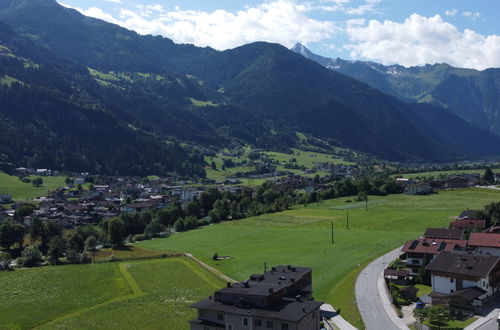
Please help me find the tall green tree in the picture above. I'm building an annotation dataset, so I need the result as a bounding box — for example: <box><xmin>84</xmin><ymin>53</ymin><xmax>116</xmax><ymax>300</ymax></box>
<box><xmin>483</xmin><ymin>167</ymin><xmax>495</xmax><ymax>184</ymax></box>
<box><xmin>108</xmin><ymin>217</ymin><xmax>125</xmax><ymax>247</ymax></box>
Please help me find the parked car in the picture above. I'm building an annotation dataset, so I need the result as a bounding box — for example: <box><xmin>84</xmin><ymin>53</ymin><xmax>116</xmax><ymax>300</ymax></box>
<box><xmin>415</xmin><ymin>302</ymin><xmax>426</xmax><ymax>309</ymax></box>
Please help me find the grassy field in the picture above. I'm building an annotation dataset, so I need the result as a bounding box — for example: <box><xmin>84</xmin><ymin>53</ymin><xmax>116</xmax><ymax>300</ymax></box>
<box><xmin>0</xmin><ymin>171</ymin><xmax>68</xmax><ymax>201</ymax></box>
<box><xmin>265</xmin><ymin>148</ymin><xmax>354</xmax><ymax>167</ymax></box>
<box><xmin>0</xmin><ymin>257</ymin><xmax>224</xmax><ymax>330</ymax></box>
<box><xmin>204</xmin><ymin>148</ymin><xmax>350</xmax><ymax>185</ymax></box>
<box><xmin>92</xmin><ymin>246</ymin><xmax>174</xmax><ymax>261</ymax></box>
<box><xmin>138</xmin><ymin>188</ymin><xmax>500</xmax><ymax>328</ymax></box>
<box><xmin>397</xmin><ymin>168</ymin><xmax>500</xmax><ymax>179</ymax></box>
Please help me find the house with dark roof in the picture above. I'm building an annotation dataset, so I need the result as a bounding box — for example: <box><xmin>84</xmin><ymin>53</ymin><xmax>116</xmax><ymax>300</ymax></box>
<box><xmin>426</xmin><ymin>251</ymin><xmax>500</xmax><ymax>313</ymax></box>
<box><xmin>190</xmin><ymin>265</ymin><xmax>322</xmax><ymax>330</ymax></box>
<box><xmin>424</xmin><ymin>228</ymin><xmax>464</xmax><ymax>240</ymax></box>
<box><xmin>402</xmin><ymin>238</ymin><xmax>467</xmax><ymax>275</ymax></box>
<box><xmin>468</xmin><ymin>233</ymin><xmax>500</xmax><ymax>257</ymax></box>
<box><xmin>457</xmin><ymin>210</ymin><xmax>480</xmax><ymax>220</ymax></box>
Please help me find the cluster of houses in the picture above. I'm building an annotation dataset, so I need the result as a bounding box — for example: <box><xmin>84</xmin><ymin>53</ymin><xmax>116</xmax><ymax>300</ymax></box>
<box><xmin>385</xmin><ymin>210</ymin><xmax>500</xmax><ymax>314</ymax></box>
<box><xmin>398</xmin><ymin>173</ymin><xmax>483</xmax><ymax>195</ymax></box>
<box><xmin>1</xmin><ymin>171</ymin><xmax>335</xmax><ymax>228</ymax></box>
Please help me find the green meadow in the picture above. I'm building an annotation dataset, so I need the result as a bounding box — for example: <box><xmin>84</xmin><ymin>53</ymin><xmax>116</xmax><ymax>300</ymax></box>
<box><xmin>0</xmin><ymin>171</ymin><xmax>67</xmax><ymax>201</ymax></box>
<box><xmin>397</xmin><ymin>168</ymin><xmax>500</xmax><ymax>179</ymax></box>
<box><xmin>204</xmin><ymin>148</ymin><xmax>351</xmax><ymax>185</ymax></box>
<box><xmin>138</xmin><ymin>188</ymin><xmax>500</xmax><ymax>328</ymax></box>
<box><xmin>0</xmin><ymin>258</ymin><xmax>224</xmax><ymax>330</ymax></box>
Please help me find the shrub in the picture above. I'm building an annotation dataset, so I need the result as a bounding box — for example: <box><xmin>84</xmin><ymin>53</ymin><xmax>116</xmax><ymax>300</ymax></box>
<box><xmin>0</xmin><ymin>251</ymin><xmax>11</xmax><ymax>270</ymax></box>
<box><xmin>18</xmin><ymin>245</ymin><xmax>42</xmax><ymax>267</ymax></box>
<box><xmin>108</xmin><ymin>254</ymin><xmax>119</xmax><ymax>262</ymax></box>
<box><xmin>79</xmin><ymin>252</ymin><xmax>91</xmax><ymax>264</ymax></box>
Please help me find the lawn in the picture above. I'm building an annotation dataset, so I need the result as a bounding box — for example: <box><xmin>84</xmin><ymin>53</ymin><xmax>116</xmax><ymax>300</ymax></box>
<box><xmin>138</xmin><ymin>188</ymin><xmax>500</xmax><ymax>329</ymax></box>
<box><xmin>92</xmin><ymin>245</ymin><xmax>175</xmax><ymax>261</ymax></box>
<box><xmin>204</xmin><ymin>148</ymin><xmax>351</xmax><ymax>185</ymax></box>
<box><xmin>396</xmin><ymin>168</ymin><xmax>500</xmax><ymax>179</ymax></box>
<box><xmin>0</xmin><ymin>257</ymin><xmax>224</xmax><ymax>330</ymax></box>
<box><xmin>264</xmin><ymin>148</ymin><xmax>354</xmax><ymax>167</ymax></box>
<box><xmin>0</xmin><ymin>171</ymin><xmax>68</xmax><ymax>200</ymax></box>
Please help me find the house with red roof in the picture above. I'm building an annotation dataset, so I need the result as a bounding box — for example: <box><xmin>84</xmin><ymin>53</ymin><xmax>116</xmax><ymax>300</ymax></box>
<box><xmin>402</xmin><ymin>238</ymin><xmax>468</xmax><ymax>275</ymax></box>
<box><xmin>449</xmin><ymin>219</ymin><xmax>486</xmax><ymax>231</ymax></box>
<box><xmin>468</xmin><ymin>233</ymin><xmax>500</xmax><ymax>257</ymax></box>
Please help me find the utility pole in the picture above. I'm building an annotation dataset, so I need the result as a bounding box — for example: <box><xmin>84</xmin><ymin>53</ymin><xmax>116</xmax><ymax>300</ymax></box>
<box><xmin>347</xmin><ymin>209</ymin><xmax>349</xmax><ymax>230</ymax></box>
<box><xmin>365</xmin><ymin>195</ymin><xmax>368</xmax><ymax>212</ymax></box>
<box><xmin>331</xmin><ymin>221</ymin><xmax>334</xmax><ymax>244</ymax></box>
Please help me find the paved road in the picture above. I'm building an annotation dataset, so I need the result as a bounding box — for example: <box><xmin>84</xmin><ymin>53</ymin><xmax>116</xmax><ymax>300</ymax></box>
<box><xmin>475</xmin><ymin>317</ymin><xmax>498</xmax><ymax>330</ymax></box>
<box><xmin>355</xmin><ymin>247</ymin><xmax>409</xmax><ymax>330</ymax></box>
<box><xmin>465</xmin><ymin>308</ymin><xmax>500</xmax><ymax>330</ymax></box>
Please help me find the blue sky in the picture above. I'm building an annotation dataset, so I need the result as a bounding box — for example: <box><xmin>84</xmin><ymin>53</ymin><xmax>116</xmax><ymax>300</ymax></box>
<box><xmin>58</xmin><ymin>0</ymin><xmax>500</xmax><ymax>69</ymax></box>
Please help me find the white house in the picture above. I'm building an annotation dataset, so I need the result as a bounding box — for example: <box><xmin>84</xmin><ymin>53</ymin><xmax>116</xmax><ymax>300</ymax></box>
<box><xmin>426</xmin><ymin>251</ymin><xmax>500</xmax><ymax>313</ymax></box>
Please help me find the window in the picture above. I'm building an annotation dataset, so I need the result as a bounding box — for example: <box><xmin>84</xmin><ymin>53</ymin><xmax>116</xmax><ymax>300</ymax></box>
<box><xmin>227</xmin><ymin>325</ymin><xmax>233</xmax><ymax>330</ymax></box>
<box><xmin>412</xmin><ymin>259</ymin><xmax>420</xmax><ymax>265</ymax></box>
<box><xmin>217</xmin><ymin>313</ymin><xmax>224</xmax><ymax>321</ymax></box>
<box><xmin>243</xmin><ymin>318</ymin><xmax>249</xmax><ymax>327</ymax></box>
<box><xmin>266</xmin><ymin>320</ymin><xmax>274</xmax><ymax>329</ymax></box>
<box><xmin>450</xmin><ymin>278</ymin><xmax>454</xmax><ymax>283</ymax></box>
<box><xmin>281</xmin><ymin>323</ymin><xmax>289</xmax><ymax>330</ymax></box>
<box><xmin>255</xmin><ymin>319</ymin><xmax>263</xmax><ymax>327</ymax></box>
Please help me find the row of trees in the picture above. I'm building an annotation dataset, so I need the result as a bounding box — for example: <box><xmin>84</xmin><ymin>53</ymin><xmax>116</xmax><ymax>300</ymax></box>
<box><xmin>100</xmin><ymin>183</ymin><xmax>299</xmax><ymax>247</ymax></box>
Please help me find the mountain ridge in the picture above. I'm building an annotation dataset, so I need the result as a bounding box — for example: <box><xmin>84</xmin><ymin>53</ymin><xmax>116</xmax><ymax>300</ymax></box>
<box><xmin>291</xmin><ymin>43</ymin><xmax>500</xmax><ymax>135</ymax></box>
<box><xmin>1</xmin><ymin>0</ymin><xmax>500</xmax><ymax>176</ymax></box>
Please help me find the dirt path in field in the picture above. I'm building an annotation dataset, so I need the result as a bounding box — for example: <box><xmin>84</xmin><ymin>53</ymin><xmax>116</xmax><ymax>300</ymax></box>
<box><xmin>184</xmin><ymin>253</ymin><xmax>237</xmax><ymax>283</ymax></box>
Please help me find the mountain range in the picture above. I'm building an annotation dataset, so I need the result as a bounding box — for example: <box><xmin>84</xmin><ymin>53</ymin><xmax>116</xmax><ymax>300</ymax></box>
<box><xmin>291</xmin><ymin>43</ymin><xmax>500</xmax><ymax>136</ymax></box>
<box><xmin>1</xmin><ymin>0</ymin><xmax>500</xmax><ymax>176</ymax></box>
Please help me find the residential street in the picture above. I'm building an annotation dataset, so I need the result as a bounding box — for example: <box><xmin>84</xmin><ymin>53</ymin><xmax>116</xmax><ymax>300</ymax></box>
<box><xmin>355</xmin><ymin>247</ymin><xmax>410</xmax><ymax>330</ymax></box>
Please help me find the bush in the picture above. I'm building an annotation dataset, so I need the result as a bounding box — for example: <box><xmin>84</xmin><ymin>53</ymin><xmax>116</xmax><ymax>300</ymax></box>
<box><xmin>18</xmin><ymin>245</ymin><xmax>42</xmax><ymax>267</ymax></box>
<box><xmin>79</xmin><ymin>252</ymin><xmax>91</xmax><ymax>264</ymax></box>
<box><xmin>66</xmin><ymin>249</ymin><xmax>80</xmax><ymax>264</ymax></box>
<box><xmin>133</xmin><ymin>234</ymin><xmax>147</xmax><ymax>242</ymax></box>
<box><xmin>0</xmin><ymin>251</ymin><xmax>11</xmax><ymax>270</ymax></box>
<box><xmin>108</xmin><ymin>254</ymin><xmax>119</xmax><ymax>262</ymax></box>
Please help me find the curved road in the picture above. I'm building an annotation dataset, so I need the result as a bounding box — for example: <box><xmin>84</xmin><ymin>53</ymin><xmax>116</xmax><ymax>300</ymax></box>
<box><xmin>355</xmin><ymin>247</ymin><xmax>409</xmax><ymax>330</ymax></box>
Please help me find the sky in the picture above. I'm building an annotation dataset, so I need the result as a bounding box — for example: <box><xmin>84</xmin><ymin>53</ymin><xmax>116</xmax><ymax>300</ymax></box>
<box><xmin>57</xmin><ymin>0</ymin><xmax>500</xmax><ymax>70</ymax></box>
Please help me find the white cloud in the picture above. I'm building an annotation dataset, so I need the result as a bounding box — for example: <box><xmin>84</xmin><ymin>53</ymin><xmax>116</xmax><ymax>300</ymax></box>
<box><xmin>345</xmin><ymin>14</ymin><xmax>500</xmax><ymax>70</ymax></box>
<box><xmin>64</xmin><ymin>0</ymin><xmax>336</xmax><ymax>50</ymax></box>
<box><xmin>462</xmin><ymin>11</ymin><xmax>480</xmax><ymax>21</ymax></box>
<box><xmin>444</xmin><ymin>9</ymin><xmax>457</xmax><ymax>17</ymax></box>
<box><xmin>314</xmin><ymin>0</ymin><xmax>381</xmax><ymax>15</ymax></box>
<box><xmin>103</xmin><ymin>0</ymin><xmax>122</xmax><ymax>4</ymax></box>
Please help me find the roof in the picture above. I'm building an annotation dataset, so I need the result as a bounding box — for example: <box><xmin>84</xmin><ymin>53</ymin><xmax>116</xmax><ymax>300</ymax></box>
<box><xmin>450</xmin><ymin>219</ymin><xmax>486</xmax><ymax>229</ymax></box>
<box><xmin>400</xmin><ymin>286</ymin><xmax>419</xmax><ymax>295</ymax></box>
<box><xmin>402</xmin><ymin>238</ymin><xmax>467</xmax><ymax>254</ymax></box>
<box><xmin>468</xmin><ymin>233</ymin><xmax>500</xmax><ymax>248</ymax></box>
<box><xmin>384</xmin><ymin>269</ymin><xmax>410</xmax><ymax>277</ymax></box>
<box><xmin>452</xmin><ymin>287</ymin><xmax>487</xmax><ymax>301</ymax></box>
<box><xmin>218</xmin><ymin>265</ymin><xmax>311</xmax><ymax>297</ymax></box>
<box><xmin>426</xmin><ymin>251</ymin><xmax>499</xmax><ymax>278</ymax></box>
<box><xmin>191</xmin><ymin>298</ymin><xmax>323</xmax><ymax>323</ymax></box>
<box><xmin>458</xmin><ymin>210</ymin><xmax>480</xmax><ymax>220</ymax></box>
<box><xmin>424</xmin><ymin>228</ymin><xmax>464</xmax><ymax>240</ymax></box>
